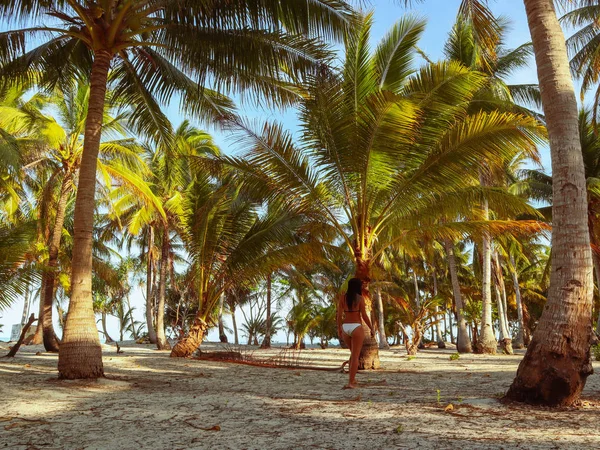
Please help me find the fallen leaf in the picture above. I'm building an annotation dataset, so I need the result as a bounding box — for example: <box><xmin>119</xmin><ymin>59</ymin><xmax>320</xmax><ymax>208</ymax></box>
<box><xmin>444</xmin><ymin>404</ymin><xmax>454</xmax><ymax>412</ymax></box>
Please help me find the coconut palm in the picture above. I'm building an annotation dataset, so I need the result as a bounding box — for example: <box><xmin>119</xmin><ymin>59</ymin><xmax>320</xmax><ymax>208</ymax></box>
<box><xmin>0</xmin><ymin>0</ymin><xmax>352</xmax><ymax>378</ymax></box>
<box><xmin>169</xmin><ymin>175</ymin><xmax>332</xmax><ymax>357</ymax></box>
<box><xmin>227</xmin><ymin>12</ymin><xmax>546</xmax><ymax>367</ymax></box>
<box><xmin>503</xmin><ymin>0</ymin><xmax>595</xmax><ymax>407</ymax></box>
<box><xmin>113</xmin><ymin>120</ymin><xmax>219</xmax><ymax>349</ymax></box>
<box><xmin>519</xmin><ymin>108</ymin><xmax>600</xmax><ymax>334</ymax></box>
<box><xmin>562</xmin><ymin>1</ymin><xmax>600</xmax><ymax>125</ymax></box>
<box><xmin>400</xmin><ymin>0</ymin><xmax>593</xmax><ymax>412</ymax></box>
<box><xmin>441</xmin><ymin>11</ymin><xmax>546</xmax><ymax>355</ymax></box>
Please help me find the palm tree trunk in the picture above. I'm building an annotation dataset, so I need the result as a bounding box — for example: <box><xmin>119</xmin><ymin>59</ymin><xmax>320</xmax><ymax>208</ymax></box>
<box><xmin>31</xmin><ymin>280</ymin><xmax>45</xmax><ymax>344</ymax></box>
<box><xmin>58</xmin><ymin>50</ymin><xmax>113</xmax><ymax>379</ymax></box>
<box><xmin>478</xmin><ymin>199</ymin><xmax>498</xmax><ymax>354</ymax></box>
<box><xmin>155</xmin><ymin>229</ymin><xmax>170</xmax><ymax>350</ymax></box>
<box><xmin>170</xmin><ymin>315</ymin><xmax>207</xmax><ymax>358</ymax></box>
<box><xmin>444</xmin><ymin>240</ymin><xmax>472</xmax><ymax>353</ymax></box>
<box><xmin>20</xmin><ymin>282</ymin><xmax>30</xmax><ymax>327</ymax></box>
<box><xmin>42</xmin><ymin>176</ymin><xmax>71</xmax><ymax>352</ymax></box>
<box><xmin>101</xmin><ymin>312</ymin><xmax>113</xmax><ymax>343</ymax></box>
<box><xmin>493</xmin><ymin>252</ymin><xmax>513</xmax><ymax>354</ymax></box>
<box><xmin>145</xmin><ymin>227</ymin><xmax>158</xmax><ymax>344</ymax></box>
<box><xmin>218</xmin><ymin>292</ymin><xmax>227</xmax><ymax>343</ymax></box>
<box><xmin>593</xmin><ymin>255</ymin><xmax>600</xmax><ymax>336</ymax></box>
<box><xmin>231</xmin><ymin>303</ymin><xmax>239</xmax><ymax>345</ymax></box>
<box><xmin>432</xmin><ymin>270</ymin><xmax>446</xmax><ymax>349</ymax></box>
<box><xmin>375</xmin><ymin>287</ymin><xmax>389</xmax><ymax>350</ymax></box>
<box><xmin>510</xmin><ymin>254</ymin><xmax>525</xmax><ymax>349</ymax></box>
<box><xmin>355</xmin><ymin>258</ymin><xmax>380</xmax><ymax>370</ymax></box>
<box><xmin>507</xmin><ymin>0</ymin><xmax>594</xmax><ymax>406</ymax></box>
<box><xmin>126</xmin><ymin>295</ymin><xmax>138</xmax><ymax>341</ymax></box>
<box><xmin>260</xmin><ymin>274</ymin><xmax>272</xmax><ymax>349</ymax></box>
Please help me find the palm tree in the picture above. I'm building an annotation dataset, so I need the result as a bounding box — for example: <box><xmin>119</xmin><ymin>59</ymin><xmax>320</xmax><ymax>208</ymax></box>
<box><xmin>228</xmin><ymin>12</ymin><xmax>546</xmax><ymax>367</ymax></box>
<box><xmin>506</xmin><ymin>0</ymin><xmax>594</xmax><ymax>407</ymax></box>
<box><xmin>0</xmin><ymin>0</ymin><xmax>352</xmax><ymax>378</ymax></box>
<box><xmin>169</xmin><ymin>176</ymin><xmax>330</xmax><ymax>357</ymax></box>
<box><xmin>27</xmin><ymin>81</ymin><xmax>150</xmax><ymax>352</ymax></box>
<box><xmin>563</xmin><ymin>1</ymin><xmax>600</xmax><ymax>126</ymax></box>
<box><xmin>114</xmin><ymin>120</ymin><xmax>219</xmax><ymax>350</ymax></box>
<box><xmin>441</xmin><ymin>11</ymin><xmax>545</xmax><ymax>355</ymax></box>
<box><xmin>520</xmin><ymin>107</ymin><xmax>600</xmax><ymax>333</ymax></box>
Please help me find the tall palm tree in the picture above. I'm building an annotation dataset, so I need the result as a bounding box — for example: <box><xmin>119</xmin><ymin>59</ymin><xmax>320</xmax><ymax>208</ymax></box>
<box><xmin>0</xmin><ymin>0</ymin><xmax>352</xmax><ymax>378</ymax></box>
<box><xmin>228</xmin><ymin>12</ymin><xmax>547</xmax><ymax>368</ymax></box>
<box><xmin>562</xmin><ymin>1</ymin><xmax>600</xmax><ymax>126</ymax></box>
<box><xmin>169</xmin><ymin>176</ymin><xmax>331</xmax><ymax>357</ymax></box>
<box><xmin>441</xmin><ymin>12</ymin><xmax>544</xmax><ymax>355</ymax></box>
<box><xmin>520</xmin><ymin>108</ymin><xmax>600</xmax><ymax>333</ymax></box>
<box><xmin>506</xmin><ymin>0</ymin><xmax>594</xmax><ymax>407</ymax></box>
<box><xmin>114</xmin><ymin>120</ymin><xmax>219</xmax><ymax>350</ymax></box>
<box><xmin>28</xmin><ymin>81</ymin><xmax>151</xmax><ymax>352</ymax></box>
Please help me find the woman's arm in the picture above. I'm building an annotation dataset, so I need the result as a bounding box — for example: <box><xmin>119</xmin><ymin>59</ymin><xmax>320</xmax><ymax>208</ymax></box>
<box><xmin>360</xmin><ymin>297</ymin><xmax>375</xmax><ymax>337</ymax></box>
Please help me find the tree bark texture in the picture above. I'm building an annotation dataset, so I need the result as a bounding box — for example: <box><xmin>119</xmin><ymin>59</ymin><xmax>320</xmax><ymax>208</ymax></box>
<box><xmin>170</xmin><ymin>316</ymin><xmax>208</xmax><ymax>358</ymax></box>
<box><xmin>58</xmin><ymin>50</ymin><xmax>113</xmax><ymax>379</ymax></box>
<box><xmin>375</xmin><ymin>287</ymin><xmax>390</xmax><ymax>350</ymax></box>
<box><xmin>432</xmin><ymin>270</ymin><xmax>446</xmax><ymax>348</ymax></box>
<box><xmin>145</xmin><ymin>227</ymin><xmax>158</xmax><ymax>344</ymax></box>
<box><xmin>510</xmin><ymin>254</ymin><xmax>526</xmax><ymax>349</ymax></box>
<box><xmin>355</xmin><ymin>258</ymin><xmax>380</xmax><ymax>370</ymax></box>
<box><xmin>218</xmin><ymin>293</ymin><xmax>228</xmax><ymax>343</ymax></box>
<box><xmin>42</xmin><ymin>175</ymin><xmax>71</xmax><ymax>352</ymax></box>
<box><xmin>507</xmin><ymin>0</ymin><xmax>594</xmax><ymax>406</ymax></box>
<box><xmin>261</xmin><ymin>274</ymin><xmax>272</xmax><ymax>349</ymax></box>
<box><xmin>30</xmin><ymin>279</ymin><xmax>45</xmax><ymax>345</ymax></box>
<box><xmin>493</xmin><ymin>253</ymin><xmax>513</xmax><ymax>354</ymax></box>
<box><xmin>156</xmin><ymin>230</ymin><xmax>171</xmax><ymax>350</ymax></box>
<box><xmin>444</xmin><ymin>240</ymin><xmax>472</xmax><ymax>353</ymax></box>
<box><xmin>478</xmin><ymin>199</ymin><xmax>498</xmax><ymax>354</ymax></box>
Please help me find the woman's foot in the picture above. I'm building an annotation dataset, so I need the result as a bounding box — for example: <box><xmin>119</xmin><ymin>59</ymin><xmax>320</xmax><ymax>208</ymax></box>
<box><xmin>343</xmin><ymin>382</ymin><xmax>359</xmax><ymax>389</ymax></box>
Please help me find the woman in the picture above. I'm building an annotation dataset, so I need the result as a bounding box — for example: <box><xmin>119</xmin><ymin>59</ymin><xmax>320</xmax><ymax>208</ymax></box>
<box><xmin>337</xmin><ymin>278</ymin><xmax>375</xmax><ymax>389</ymax></box>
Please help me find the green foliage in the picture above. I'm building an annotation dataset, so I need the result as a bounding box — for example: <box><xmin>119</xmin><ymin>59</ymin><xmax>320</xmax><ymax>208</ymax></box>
<box><xmin>592</xmin><ymin>344</ymin><xmax>600</xmax><ymax>362</ymax></box>
<box><xmin>449</xmin><ymin>352</ymin><xmax>460</xmax><ymax>361</ymax></box>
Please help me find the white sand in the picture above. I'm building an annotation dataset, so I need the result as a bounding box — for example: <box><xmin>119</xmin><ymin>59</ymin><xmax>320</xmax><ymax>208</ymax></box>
<box><xmin>1</xmin><ymin>341</ymin><xmax>599</xmax><ymax>449</ymax></box>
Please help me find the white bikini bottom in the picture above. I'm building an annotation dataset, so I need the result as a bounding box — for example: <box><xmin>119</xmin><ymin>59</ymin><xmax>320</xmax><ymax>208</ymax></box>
<box><xmin>342</xmin><ymin>323</ymin><xmax>361</xmax><ymax>336</ymax></box>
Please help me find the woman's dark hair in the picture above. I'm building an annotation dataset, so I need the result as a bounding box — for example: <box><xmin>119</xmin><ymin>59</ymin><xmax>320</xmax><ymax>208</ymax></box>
<box><xmin>345</xmin><ymin>278</ymin><xmax>363</xmax><ymax>310</ymax></box>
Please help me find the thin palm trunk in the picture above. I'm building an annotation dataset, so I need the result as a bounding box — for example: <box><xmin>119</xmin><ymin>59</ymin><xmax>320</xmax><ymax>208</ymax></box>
<box><xmin>444</xmin><ymin>240</ymin><xmax>472</xmax><ymax>353</ymax></box>
<box><xmin>58</xmin><ymin>50</ymin><xmax>113</xmax><ymax>379</ymax></box>
<box><xmin>479</xmin><ymin>198</ymin><xmax>498</xmax><ymax>354</ymax></box>
<box><xmin>493</xmin><ymin>252</ymin><xmax>513</xmax><ymax>354</ymax></box>
<box><xmin>20</xmin><ymin>282</ymin><xmax>30</xmax><ymax>327</ymax></box>
<box><xmin>375</xmin><ymin>287</ymin><xmax>389</xmax><ymax>350</ymax></box>
<box><xmin>432</xmin><ymin>270</ymin><xmax>445</xmax><ymax>348</ymax></box>
<box><xmin>260</xmin><ymin>274</ymin><xmax>272</xmax><ymax>349</ymax></box>
<box><xmin>42</xmin><ymin>176</ymin><xmax>71</xmax><ymax>352</ymax></box>
<box><xmin>155</xmin><ymin>229</ymin><xmax>170</xmax><ymax>350</ymax></box>
<box><xmin>101</xmin><ymin>312</ymin><xmax>113</xmax><ymax>343</ymax></box>
<box><xmin>126</xmin><ymin>295</ymin><xmax>138</xmax><ymax>341</ymax></box>
<box><xmin>218</xmin><ymin>292</ymin><xmax>227</xmax><ymax>343</ymax></box>
<box><xmin>593</xmin><ymin>255</ymin><xmax>600</xmax><ymax>335</ymax></box>
<box><xmin>231</xmin><ymin>303</ymin><xmax>239</xmax><ymax>345</ymax></box>
<box><xmin>355</xmin><ymin>259</ymin><xmax>380</xmax><ymax>370</ymax></box>
<box><xmin>507</xmin><ymin>0</ymin><xmax>594</xmax><ymax>406</ymax></box>
<box><xmin>510</xmin><ymin>254</ymin><xmax>525</xmax><ymax>349</ymax></box>
<box><xmin>145</xmin><ymin>227</ymin><xmax>158</xmax><ymax>344</ymax></box>
<box><xmin>31</xmin><ymin>280</ymin><xmax>45</xmax><ymax>344</ymax></box>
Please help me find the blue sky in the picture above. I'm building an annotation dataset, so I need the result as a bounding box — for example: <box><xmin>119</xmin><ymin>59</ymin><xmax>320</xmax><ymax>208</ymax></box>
<box><xmin>1</xmin><ymin>0</ymin><xmax>546</xmax><ymax>342</ymax></box>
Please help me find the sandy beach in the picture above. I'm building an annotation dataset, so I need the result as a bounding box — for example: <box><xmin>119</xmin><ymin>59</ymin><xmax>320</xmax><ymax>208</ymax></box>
<box><xmin>1</xmin><ymin>342</ymin><xmax>599</xmax><ymax>450</ymax></box>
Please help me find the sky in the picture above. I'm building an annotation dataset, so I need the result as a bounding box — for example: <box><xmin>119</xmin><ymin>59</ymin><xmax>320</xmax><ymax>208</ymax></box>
<box><xmin>0</xmin><ymin>0</ymin><xmax>549</xmax><ymax>343</ymax></box>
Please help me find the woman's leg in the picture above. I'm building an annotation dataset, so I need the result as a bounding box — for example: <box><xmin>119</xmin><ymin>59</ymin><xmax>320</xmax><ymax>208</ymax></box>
<box><xmin>348</xmin><ymin>326</ymin><xmax>365</xmax><ymax>387</ymax></box>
